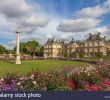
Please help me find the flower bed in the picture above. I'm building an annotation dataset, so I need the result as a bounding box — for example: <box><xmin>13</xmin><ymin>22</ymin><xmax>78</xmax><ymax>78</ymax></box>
<box><xmin>0</xmin><ymin>61</ymin><xmax>110</xmax><ymax>91</ymax></box>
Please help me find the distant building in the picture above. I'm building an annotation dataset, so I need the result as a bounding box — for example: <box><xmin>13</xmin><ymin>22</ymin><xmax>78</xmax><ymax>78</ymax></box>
<box><xmin>43</xmin><ymin>33</ymin><xmax>110</xmax><ymax>58</ymax></box>
<box><xmin>67</xmin><ymin>38</ymin><xmax>79</xmax><ymax>58</ymax></box>
<box><xmin>43</xmin><ymin>38</ymin><xmax>65</xmax><ymax>58</ymax></box>
<box><xmin>83</xmin><ymin>32</ymin><xmax>107</xmax><ymax>57</ymax></box>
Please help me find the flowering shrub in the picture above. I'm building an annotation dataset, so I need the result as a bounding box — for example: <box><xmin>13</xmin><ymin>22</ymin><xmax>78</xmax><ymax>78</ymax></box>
<box><xmin>0</xmin><ymin>72</ymin><xmax>20</xmax><ymax>91</ymax></box>
<box><xmin>96</xmin><ymin>61</ymin><xmax>110</xmax><ymax>78</ymax></box>
<box><xmin>0</xmin><ymin>61</ymin><xmax>110</xmax><ymax>91</ymax></box>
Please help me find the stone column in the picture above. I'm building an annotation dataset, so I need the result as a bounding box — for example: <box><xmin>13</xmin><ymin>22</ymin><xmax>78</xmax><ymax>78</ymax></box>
<box><xmin>77</xmin><ymin>53</ymin><xmax>79</xmax><ymax>59</ymax></box>
<box><xmin>15</xmin><ymin>28</ymin><xmax>21</xmax><ymax>64</ymax></box>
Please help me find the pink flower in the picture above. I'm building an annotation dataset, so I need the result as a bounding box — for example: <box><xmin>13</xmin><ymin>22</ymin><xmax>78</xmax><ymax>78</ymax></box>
<box><xmin>81</xmin><ymin>82</ymin><xmax>90</xmax><ymax>87</ymax></box>
<box><xmin>81</xmin><ymin>82</ymin><xmax>102</xmax><ymax>91</ymax></box>
<box><xmin>102</xmin><ymin>80</ymin><xmax>110</xmax><ymax>87</ymax></box>
<box><xmin>87</xmin><ymin>85</ymin><xmax>101</xmax><ymax>91</ymax></box>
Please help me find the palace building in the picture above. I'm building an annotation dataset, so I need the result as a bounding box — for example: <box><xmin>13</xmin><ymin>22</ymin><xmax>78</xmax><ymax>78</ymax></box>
<box><xmin>43</xmin><ymin>38</ymin><xmax>65</xmax><ymax>58</ymax></box>
<box><xmin>43</xmin><ymin>32</ymin><xmax>110</xmax><ymax>58</ymax></box>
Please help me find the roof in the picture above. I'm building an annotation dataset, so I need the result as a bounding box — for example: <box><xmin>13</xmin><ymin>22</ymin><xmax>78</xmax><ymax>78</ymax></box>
<box><xmin>86</xmin><ymin>32</ymin><xmax>106</xmax><ymax>41</ymax></box>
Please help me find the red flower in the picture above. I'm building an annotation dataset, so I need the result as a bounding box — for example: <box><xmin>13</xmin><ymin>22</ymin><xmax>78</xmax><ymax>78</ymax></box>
<box><xmin>68</xmin><ymin>80</ymin><xmax>75</xmax><ymax>90</ymax></box>
<box><xmin>34</xmin><ymin>69</ymin><xmax>41</xmax><ymax>79</ymax></box>
<box><xmin>87</xmin><ymin>85</ymin><xmax>101</xmax><ymax>91</ymax></box>
<box><xmin>102</xmin><ymin>80</ymin><xmax>110</xmax><ymax>87</ymax></box>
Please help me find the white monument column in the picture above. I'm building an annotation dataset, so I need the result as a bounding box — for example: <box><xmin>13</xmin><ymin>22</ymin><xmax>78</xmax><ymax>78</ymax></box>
<box><xmin>15</xmin><ymin>26</ymin><xmax>21</xmax><ymax>64</ymax></box>
<box><xmin>77</xmin><ymin>53</ymin><xmax>79</xmax><ymax>60</ymax></box>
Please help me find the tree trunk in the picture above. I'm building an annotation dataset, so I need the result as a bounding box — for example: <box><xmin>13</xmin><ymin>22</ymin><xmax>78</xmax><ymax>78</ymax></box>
<box><xmin>32</xmin><ymin>52</ymin><xmax>35</xmax><ymax>60</ymax></box>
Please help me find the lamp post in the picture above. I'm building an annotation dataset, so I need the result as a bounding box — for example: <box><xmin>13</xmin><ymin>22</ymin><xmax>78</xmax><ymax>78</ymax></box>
<box><xmin>15</xmin><ymin>25</ymin><xmax>21</xmax><ymax>64</ymax></box>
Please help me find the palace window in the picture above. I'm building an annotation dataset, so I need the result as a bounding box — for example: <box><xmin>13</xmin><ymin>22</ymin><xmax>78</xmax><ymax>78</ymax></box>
<box><xmin>87</xmin><ymin>49</ymin><xmax>89</xmax><ymax>52</ymax></box>
<box><xmin>94</xmin><ymin>42</ymin><xmax>98</xmax><ymax>46</ymax></box>
<box><xmin>90</xmin><ymin>42</ymin><xmax>93</xmax><ymax>46</ymax></box>
<box><xmin>84</xmin><ymin>43</ymin><xmax>87</xmax><ymax>47</ymax></box>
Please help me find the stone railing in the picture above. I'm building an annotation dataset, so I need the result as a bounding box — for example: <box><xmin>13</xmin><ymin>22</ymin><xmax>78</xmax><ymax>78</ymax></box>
<box><xmin>0</xmin><ymin>55</ymin><xmax>45</xmax><ymax>60</ymax></box>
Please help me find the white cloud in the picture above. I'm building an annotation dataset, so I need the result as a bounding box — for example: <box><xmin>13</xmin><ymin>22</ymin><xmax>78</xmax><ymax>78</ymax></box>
<box><xmin>57</xmin><ymin>0</ymin><xmax>110</xmax><ymax>40</ymax></box>
<box><xmin>0</xmin><ymin>0</ymin><xmax>50</xmax><ymax>41</ymax></box>
<box><xmin>0</xmin><ymin>0</ymin><xmax>50</xmax><ymax>31</ymax></box>
<box><xmin>0</xmin><ymin>0</ymin><xmax>33</xmax><ymax>18</ymax></box>
<box><xmin>0</xmin><ymin>14</ymin><xmax>7</xmax><ymax>30</ymax></box>
<box><xmin>7</xmin><ymin>20</ymin><xmax>58</xmax><ymax>45</ymax></box>
<box><xmin>76</xmin><ymin>5</ymin><xmax>106</xmax><ymax>18</ymax></box>
<box><xmin>76</xmin><ymin>0</ymin><xmax>110</xmax><ymax>18</ymax></box>
<box><xmin>38</xmin><ymin>19</ymin><xmax>59</xmax><ymax>39</ymax></box>
<box><xmin>92</xmin><ymin>26</ymin><xmax>109</xmax><ymax>34</ymax></box>
<box><xmin>57</xmin><ymin>18</ymin><xmax>101</xmax><ymax>32</ymax></box>
<box><xmin>21</xmin><ymin>14</ymin><xmax>49</xmax><ymax>27</ymax></box>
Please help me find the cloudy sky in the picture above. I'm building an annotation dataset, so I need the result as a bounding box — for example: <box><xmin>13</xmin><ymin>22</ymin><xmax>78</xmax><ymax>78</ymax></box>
<box><xmin>0</xmin><ymin>0</ymin><xmax>110</xmax><ymax>49</ymax></box>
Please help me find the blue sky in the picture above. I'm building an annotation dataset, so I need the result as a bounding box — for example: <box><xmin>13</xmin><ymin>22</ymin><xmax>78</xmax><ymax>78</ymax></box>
<box><xmin>0</xmin><ymin>0</ymin><xmax>110</xmax><ymax>49</ymax></box>
<box><xmin>28</xmin><ymin>0</ymin><xmax>105</xmax><ymax>18</ymax></box>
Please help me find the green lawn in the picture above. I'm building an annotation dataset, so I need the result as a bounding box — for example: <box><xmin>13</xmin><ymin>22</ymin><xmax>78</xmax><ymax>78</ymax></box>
<box><xmin>0</xmin><ymin>60</ymin><xmax>88</xmax><ymax>76</ymax></box>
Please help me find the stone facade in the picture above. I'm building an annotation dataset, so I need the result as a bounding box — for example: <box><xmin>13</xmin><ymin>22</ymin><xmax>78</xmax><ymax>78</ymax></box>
<box><xmin>43</xmin><ymin>38</ymin><xmax>66</xmax><ymax>58</ymax></box>
<box><xmin>67</xmin><ymin>38</ymin><xmax>79</xmax><ymax>58</ymax></box>
<box><xmin>83</xmin><ymin>32</ymin><xmax>107</xmax><ymax>57</ymax></box>
<box><xmin>43</xmin><ymin>33</ymin><xmax>110</xmax><ymax>58</ymax></box>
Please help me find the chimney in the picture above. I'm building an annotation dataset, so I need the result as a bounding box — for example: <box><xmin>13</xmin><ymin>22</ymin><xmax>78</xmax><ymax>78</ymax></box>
<box><xmin>98</xmin><ymin>32</ymin><xmax>101</xmax><ymax>37</ymax></box>
<box><xmin>89</xmin><ymin>33</ymin><xmax>92</xmax><ymax>36</ymax></box>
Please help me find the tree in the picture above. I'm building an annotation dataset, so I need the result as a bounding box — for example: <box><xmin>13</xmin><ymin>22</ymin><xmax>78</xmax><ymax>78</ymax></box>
<box><xmin>14</xmin><ymin>43</ymin><xmax>27</xmax><ymax>54</ymax></box>
<box><xmin>20</xmin><ymin>42</ymin><xmax>27</xmax><ymax>54</ymax></box>
<box><xmin>0</xmin><ymin>45</ymin><xmax>6</xmax><ymax>55</ymax></box>
<box><xmin>38</xmin><ymin>46</ymin><xmax>44</xmax><ymax>56</ymax></box>
<box><xmin>78</xmin><ymin>52</ymin><xmax>84</xmax><ymax>59</ymax></box>
<box><xmin>95</xmin><ymin>52</ymin><xmax>103</xmax><ymax>59</ymax></box>
<box><xmin>15</xmin><ymin>41</ymin><xmax>41</xmax><ymax>58</ymax></box>
<box><xmin>64</xmin><ymin>53</ymin><xmax>68</xmax><ymax>59</ymax></box>
<box><xmin>70</xmin><ymin>52</ymin><xmax>77</xmax><ymax>58</ymax></box>
<box><xmin>25</xmin><ymin>41</ymin><xmax>40</xmax><ymax>58</ymax></box>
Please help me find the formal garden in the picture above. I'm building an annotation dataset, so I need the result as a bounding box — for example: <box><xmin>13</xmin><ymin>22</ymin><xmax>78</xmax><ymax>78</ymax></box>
<box><xmin>0</xmin><ymin>60</ymin><xmax>110</xmax><ymax>91</ymax></box>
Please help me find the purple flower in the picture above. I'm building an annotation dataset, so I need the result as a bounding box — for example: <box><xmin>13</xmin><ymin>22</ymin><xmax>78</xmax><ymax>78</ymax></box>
<box><xmin>2</xmin><ymin>85</ymin><xmax>12</xmax><ymax>91</ymax></box>
<box><xmin>2</xmin><ymin>83</ymin><xmax>18</xmax><ymax>91</ymax></box>
<box><xmin>11</xmin><ymin>79</ymin><xmax>16</xmax><ymax>85</ymax></box>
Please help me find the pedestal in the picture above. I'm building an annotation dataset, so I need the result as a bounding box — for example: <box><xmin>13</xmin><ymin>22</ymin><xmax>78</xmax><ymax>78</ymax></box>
<box><xmin>15</xmin><ymin>54</ymin><xmax>21</xmax><ymax>64</ymax></box>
